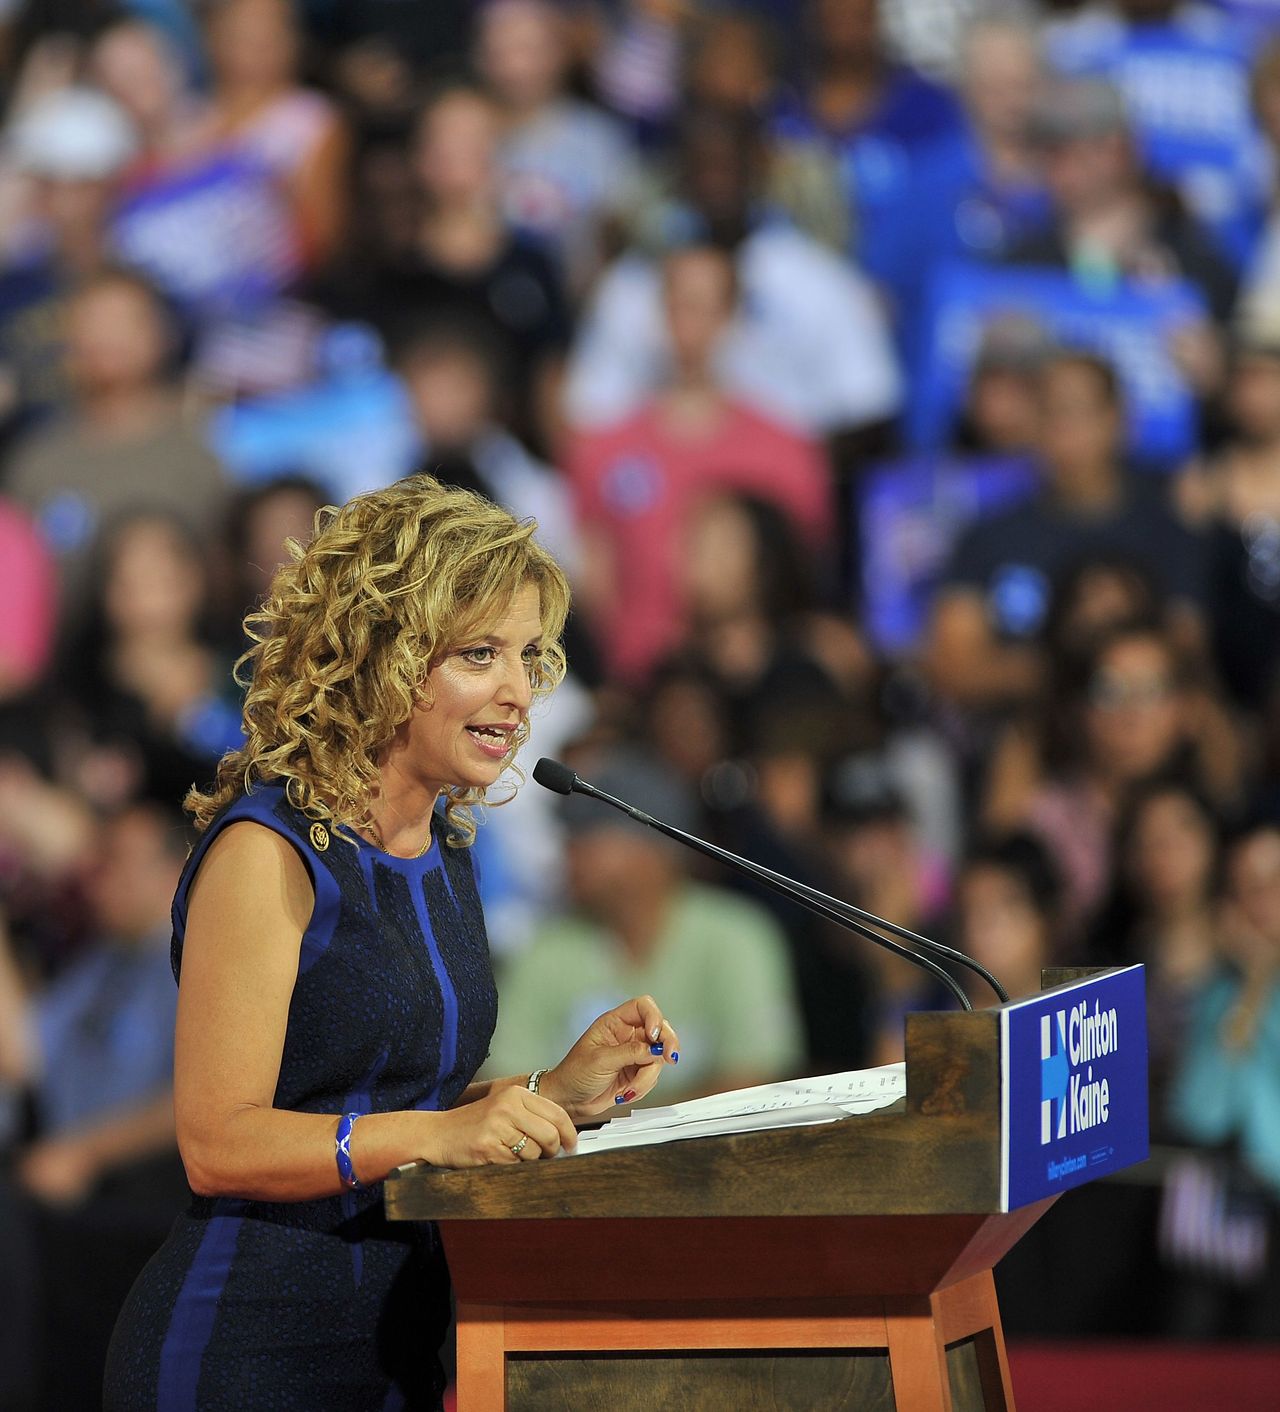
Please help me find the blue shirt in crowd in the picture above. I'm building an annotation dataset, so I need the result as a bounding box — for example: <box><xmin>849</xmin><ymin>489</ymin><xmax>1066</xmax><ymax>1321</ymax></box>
<box><xmin>34</xmin><ymin>930</ymin><xmax>177</xmax><ymax>1136</ymax></box>
<box><xmin>1170</xmin><ymin>965</ymin><xmax>1280</xmax><ymax>1197</ymax></box>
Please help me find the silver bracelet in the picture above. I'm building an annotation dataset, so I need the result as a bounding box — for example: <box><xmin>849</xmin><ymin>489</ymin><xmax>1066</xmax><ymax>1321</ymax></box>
<box><xmin>526</xmin><ymin>1068</ymin><xmax>549</xmax><ymax>1095</ymax></box>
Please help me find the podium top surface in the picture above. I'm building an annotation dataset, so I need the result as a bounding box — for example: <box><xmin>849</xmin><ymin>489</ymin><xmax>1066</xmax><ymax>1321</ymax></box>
<box><xmin>385</xmin><ymin>967</ymin><xmax>1148</xmax><ymax>1224</ymax></box>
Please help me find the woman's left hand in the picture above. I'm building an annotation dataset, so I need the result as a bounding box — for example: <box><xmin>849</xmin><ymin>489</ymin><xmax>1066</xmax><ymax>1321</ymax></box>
<box><xmin>541</xmin><ymin>995</ymin><xmax>679</xmax><ymax>1120</ymax></box>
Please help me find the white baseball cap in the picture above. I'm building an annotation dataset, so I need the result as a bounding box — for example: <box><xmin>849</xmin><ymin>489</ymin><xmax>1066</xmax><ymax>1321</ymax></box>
<box><xmin>9</xmin><ymin>86</ymin><xmax>138</xmax><ymax>180</ymax></box>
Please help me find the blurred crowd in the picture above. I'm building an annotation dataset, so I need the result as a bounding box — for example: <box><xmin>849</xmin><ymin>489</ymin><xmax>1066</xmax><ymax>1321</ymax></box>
<box><xmin>2</xmin><ymin>0</ymin><xmax>1280</xmax><ymax>1402</ymax></box>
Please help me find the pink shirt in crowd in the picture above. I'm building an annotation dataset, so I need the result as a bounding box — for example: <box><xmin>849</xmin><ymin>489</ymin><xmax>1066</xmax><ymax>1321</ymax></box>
<box><xmin>0</xmin><ymin>498</ymin><xmax>56</xmax><ymax>689</ymax></box>
<box><xmin>568</xmin><ymin>398</ymin><xmax>831</xmax><ymax>682</ymax></box>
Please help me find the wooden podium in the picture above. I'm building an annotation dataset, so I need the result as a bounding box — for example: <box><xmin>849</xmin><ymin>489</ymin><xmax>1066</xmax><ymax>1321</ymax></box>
<box><xmin>386</xmin><ymin>975</ymin><xmax>1106</xmax><ymax>1411</ymax></box>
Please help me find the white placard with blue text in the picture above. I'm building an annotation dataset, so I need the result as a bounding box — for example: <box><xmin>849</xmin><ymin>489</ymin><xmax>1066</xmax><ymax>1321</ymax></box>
<box><xmin>1000</xmin><ymin>966</ymin><xmax>1149</xmax><ymax>1212</ymax></box>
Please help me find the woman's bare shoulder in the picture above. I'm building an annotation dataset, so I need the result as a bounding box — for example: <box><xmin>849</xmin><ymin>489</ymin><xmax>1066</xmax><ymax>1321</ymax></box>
<box><xmin>188</xmin><ymin>819</ymin><xmax>314</xmax><ymax>938</ymax></box>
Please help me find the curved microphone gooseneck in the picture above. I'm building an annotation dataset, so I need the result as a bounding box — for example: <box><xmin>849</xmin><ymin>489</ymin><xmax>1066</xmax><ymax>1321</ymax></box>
<box><xmin>534</xmin><ymin>757</ymin><xmax>1010</xmax><ymax>1012</ymax></box>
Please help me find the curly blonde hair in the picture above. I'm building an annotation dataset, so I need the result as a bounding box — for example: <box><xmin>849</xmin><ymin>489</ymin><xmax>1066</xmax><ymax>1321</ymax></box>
<box><xmin>186</xmin><ymin>474</ymin><xmax>570</xmax><ymax>847</ymax></box>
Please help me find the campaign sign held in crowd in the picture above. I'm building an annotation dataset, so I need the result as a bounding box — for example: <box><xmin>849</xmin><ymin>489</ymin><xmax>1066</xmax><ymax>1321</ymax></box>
<box><xmin>1001</xmin><ymin>966</ymin><xmax>1149</xmax><ymax>1213</ymax></box>
<box><xmin>1046</xmin><ymin>7</ymin><xmax>1264</xmax><ymax>262</ymax></box>
<box><xmin>910</xmin><ymin>262</ymin><xmax>1207</xmax><ymax>467</ymax></box>
<box><xmin>858</xmin><ymin>453</ymin><xmax>1038</xmax><ymax>655</ymax></box>
<box><xmin>112</xmin><ymin>152</ymin><xmax>301</xmax><ymax>319</ymax></box>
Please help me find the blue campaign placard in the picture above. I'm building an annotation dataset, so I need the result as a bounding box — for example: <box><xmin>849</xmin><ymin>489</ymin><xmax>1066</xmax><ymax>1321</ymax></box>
<box><xmin>909</xmin><ymin>262</ymin><xmax>1207</xmax><ymax>467</ymax></box>
<box><xmin>858</xmin><ymin>453</ymin><xmax>1039</xmax><ymax>655</ymax></box>
<box><xmin>1001</xmin><ymin>966</ymin><xmax>1149</xmax><ymax>1212</ymax></box>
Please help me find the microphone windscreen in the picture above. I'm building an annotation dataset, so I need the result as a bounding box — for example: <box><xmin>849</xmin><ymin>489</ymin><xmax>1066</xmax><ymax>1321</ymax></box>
<box><xmin>532</xmin><ymin>758</ymin><xmax>576</xmax><ymax>795</ymax></box>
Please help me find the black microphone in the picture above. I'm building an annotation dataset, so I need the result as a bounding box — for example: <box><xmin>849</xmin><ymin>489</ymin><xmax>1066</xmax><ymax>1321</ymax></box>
<box><xmin>533</xmin><ymin>758</ymin><xmax>1010</xmax><ymax>1011</ymax></box>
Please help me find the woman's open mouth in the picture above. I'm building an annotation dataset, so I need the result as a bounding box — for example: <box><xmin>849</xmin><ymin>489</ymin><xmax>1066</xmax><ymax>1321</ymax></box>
<box><xmin>465</xmin><ymin>724</ymin><xmax>514</xmax><ymax>759</ymax></box>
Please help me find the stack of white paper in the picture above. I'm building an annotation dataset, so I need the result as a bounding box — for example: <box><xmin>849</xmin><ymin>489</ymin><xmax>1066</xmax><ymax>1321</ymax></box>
<box><xmin>568</xmin><ymin>1064</ymin><xmax>906</xmax><ymax>1156</ymax></box>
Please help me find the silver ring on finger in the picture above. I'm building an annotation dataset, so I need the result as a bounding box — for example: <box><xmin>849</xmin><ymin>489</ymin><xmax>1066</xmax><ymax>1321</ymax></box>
<box><xmin>510</xmin><ymin>1134</ymin><xmax>528</xmax><ymax>1157</ymax></box>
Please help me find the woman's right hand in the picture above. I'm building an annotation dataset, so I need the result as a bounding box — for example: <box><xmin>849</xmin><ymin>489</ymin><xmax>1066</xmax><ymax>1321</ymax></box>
<box><xmin>426</xmin><ymin>1087</ymin><xmax>578</xmax><ymax>1167</ymax></box>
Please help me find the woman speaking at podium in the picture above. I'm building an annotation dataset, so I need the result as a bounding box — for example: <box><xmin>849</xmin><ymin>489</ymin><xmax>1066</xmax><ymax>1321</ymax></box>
<box><xmin>104</xmin><ymin>475</ymin><xmax>678</xmax><ymax>1410</ymax></box>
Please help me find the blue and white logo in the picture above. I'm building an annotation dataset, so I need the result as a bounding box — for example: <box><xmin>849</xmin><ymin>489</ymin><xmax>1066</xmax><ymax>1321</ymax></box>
<box><xmin>601</xmin><ymin>455</ymin><xmax>664</xmax><ymax>517</ymax></box>
<box><xmin>1040</xmin><ymin>1011</ymin><xmax>1068</xmax><ymax>1144</ymax></box>
<box><xmin>1038</xmin><ymin>999</ymin><xmax>1120</xmax><ymax>1147</ymax></box>
<box><xmin>1003</xmin><ymin>967</ymin><xmax>1148</xmax><ymax>1210</ymax></box>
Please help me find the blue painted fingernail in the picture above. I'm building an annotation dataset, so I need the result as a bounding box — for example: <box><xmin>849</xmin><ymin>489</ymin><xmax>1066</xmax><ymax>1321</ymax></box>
<box><xmin>614</xmin><ymin>1094</ymin><xmax>626</xmax><ymax>1104</ymax></box>
<box><xmin>671</xmin><ymin>1051</ymin><xmax>680</xmax><ymax>1064</ymax></box>
<box><xmin>649</xmin><ymin>1043</ymin><xmax>664</xmax><ymax>1055</ymax></box>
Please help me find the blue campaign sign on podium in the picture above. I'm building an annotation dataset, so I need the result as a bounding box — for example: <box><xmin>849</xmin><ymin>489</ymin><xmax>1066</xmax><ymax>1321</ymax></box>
<box><xmin>1001</xmin><ymin>966</ymin><xmax>1149</xmax><ymax>1211</ymax></box>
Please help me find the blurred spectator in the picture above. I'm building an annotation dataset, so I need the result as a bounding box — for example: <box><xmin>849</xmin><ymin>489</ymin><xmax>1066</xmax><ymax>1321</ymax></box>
<box><xmin>857</xmin><ymin>451</ymin><xmax>1040</xmax><ymax>664</ymax></box>
<box><xmin>567</xmin><ymin>243</ymin><xmax>832</xmax><ymax>682</ymax></box>
<box><xmin>395</xmin><ymin>319</ymin><xmax>579</xmax><ymax>574</ymax></box>
<box><xmin>983</xmin><ymin>547</ymin><xmax>1243</xmax><ymax>825</ymax></box>
<box><xmin>316</xmin><ymin>0</ymin><xmax>472</xmax><ymax>76</ymax></box>
<box><xmin>1172</xmin><ymin>818</ymin><xmax>1280</xmax><ymax>1182</ymax></box>
<box><xmin>1003</xmin><ymin>619</ymin><xmax>1238</xmax><ymax>934</ymax></box>
<box><xmin>1040</xmin><ymin>553</ymin><xmax>1167</xmax><ymax>657</ymax></box>
<box><xmin>1178</xmin><ymin>325</ymin><xmax>1280</xmax><ymax>711</ymax></box>
<box><xmin>0</xmin><ymin>803</ymin><xmax>186</xmax><ymax>1409</ymax></box>
<box><xmin>886</xmin><ymin>16</ymin><xmax>1050</xmax><ymax>319</ymax></box>
<box><xmin>772</xmin><ymin>0</ymin><xmax>965</xmax><ymax>154</ymax></box>
<box><xmin>327</xmin><ymin>29</ymin><xmax>419</xmax><ymax>131</ymax></box>
<box><xmin>1046</xmin><ymin>0</ymin><xmax>1263</xmax><ymax>267</ymax></box>
<box><xmin>644</xmin><ymin>660</ymin><xmax>732</xmax><ymax>797</ymax></box>
<box><xmin>951</xmin><ymin>316</ymin><xmax>1052</xmax><ymax>456</ymax></box>
<box><xmin>3</xmin><ymin>268</ymin><xmax>228</xmax><ymax>629</ymax></box>
<box><xmin>769</xmin><ymin>0</ymin><xmax>966</xmax><ymax>302</ymax></box>
<box><xmin>824</xmin><ymin>765</ymin><xmax>954</xmax><ymax>1065</ymax></box>
<box><xmin>671</xmin><ymin>492</ymin><xmax>873</xmax><ymax>747</ymax></box>
<box><xmin>878</xmin><ymin>0</ymin><xmax>996</xmax><ymax>81</ymax></box>
<box><xmin>0</xmin><ymin>503</ymin><xmax>64</xmax><ymax>928</ymax></box>
<box><xmin>674</xmin><ymin>497</ymin><xmax>863</xmax><ymax>689</ymax></box>
<box><xmin>1091</xmin><ymin>779</ymin><xmax>1223</xmax><ymax>1124</ymax></box>
<box><xmin>1166</xmin><ymin>820</ymin><xmax>1280</xmax><ymax>1336</ymax></box>
<box><xmin>927</xmin><ymin>350</ymin><xmax>1205</xmax><ymax>712</ymax></box>
<box><xmin>321</xmin><ymin>79</ymin><xmax>571</xmax><ymax>445</ymax></box>
<box><xmin>1236</xmin><ymin>39</ymin><xmax>1280</xmax><ymax>332</ymax></box>
<box><xmin>1012</xmin><ymin>74</ymin><xmax>1237</xmax><ymax>390</ymax></box>
<box><xmin>683</xmin><ymin>12</ymin><xmax>849</xmax><ymax>251</ymax></box>
<box><xmin>486</xmin><ymin>748</ymin><xmax>805</xmax><ymax>1101</ymax></box>
<box><xmin>221</xmin><ymin>473</ymin><xmax>324</xmax><ymax>637</ymax></box>
<box><xmin>674</xmin><ymin>481</ymin><xmax>972</xmax><ymax>853</ymax></box>
<box><xmin>673</xmin><ymin>697</ymin><xmax>884</xmax><ymax>1077</ymax></box>
<box><xmin>0</xmin><ymin>805</ymin><xmax>180</xmax><ymax>1195</ymax></box>
<box><xmin>0</xmin><ymin>498</ymin><xmax>55</xmax><ymax>696</ymax></box>
<box><xmin>181</xmin><ymin>0</ymin><xmax>348</xmax><ymax>398</ymax></box>
<box><xmin>955</xmin><ymin>831</ymin><xmax>1064</xmax><ymax>1001</ymax></box>
<box><xmin>683</xmin><ymin>12</ymin><xmax>776</xmax><ymax>116</ymax></box>
<box><xmin>0</xmin><ymin>748</ymin><xmax>97</xmax><ymax>978</ymax></box>
<box><xmin>341</xmin><ymin>117</ymin><xmax>420</xmax><ymax>269</ymax></box>
<box><xmin>564</xmin><ymin>103</ymin><xmax>902</xmax><ymax>436</ymax></box>
<box><xmin>88</xmin><ymin>17</ymin><xmax>206</xmax><ymax>173</ymax></box>
<box><xmin>95</xmin><ymin>13</ymin><xmax>323</xmax><ymax>398</ymax></box>
<box><xmin>587</xmin><ymin>0</ymin><xmax>685</xmax><ymax>137</ymax></box>
<box><xmin>206</xmin><ymin>321</ymin><xmax>421</xmax><ymax>500</ymax></box>
<box><xmin>725</xmin><ymin>733</ymin><xmax>886</xmax><ymax>1076</ymax></box>
<box><xmin>199</xmin><ymin>0</ymin><xmax>349</xmax><ymax>272</ymax></box>
<box><xmin>855</xmin><ymin>325</ymin><xmax>1047</xmax><ymax>662</ymax></box>
<box><xmin>740</xmin><ymin>704</ymin><xmax>858</xmax><ymax>859</ymax></box>
<box><xmin>0</xmin><ymin>86</ymin><xmax>136</xmax><ymax>447</ymax></box>
<box><xmin>61</xmin><ymin>512</ymin><xmax>241</xmax><ymax>811</ymax></box>
<box><xmin>980</xmin><ymin>556</ymin><xmax>1166</xmax><ymax>828</ymax></box>
<box><xmin>475</xmin><ymin>0</ymin><xmax>638</xmax><ymax>294</ymax></box>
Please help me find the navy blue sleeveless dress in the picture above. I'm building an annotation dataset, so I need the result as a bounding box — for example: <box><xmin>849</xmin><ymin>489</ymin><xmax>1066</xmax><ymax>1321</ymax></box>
<box><xmin>103</xmin><ymin>783</ymin><xmax>498</xmax><ymax>1411</ymax></box>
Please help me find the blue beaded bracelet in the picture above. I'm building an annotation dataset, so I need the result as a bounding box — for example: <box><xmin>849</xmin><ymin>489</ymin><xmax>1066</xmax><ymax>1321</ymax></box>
<box><xmin>335</xmin><ymin>1111</ymin><xmax>366</xmax><ymax>1191</ymax></box>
